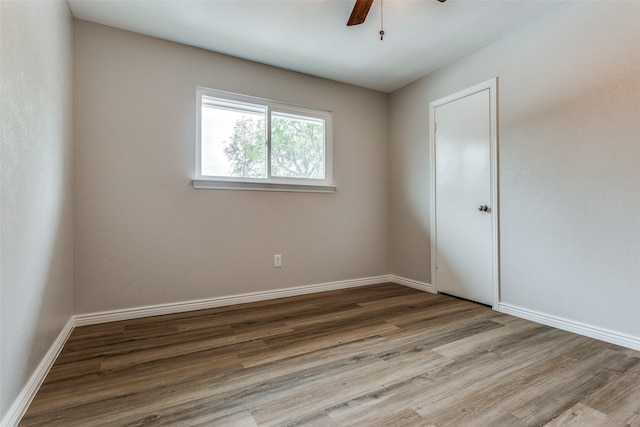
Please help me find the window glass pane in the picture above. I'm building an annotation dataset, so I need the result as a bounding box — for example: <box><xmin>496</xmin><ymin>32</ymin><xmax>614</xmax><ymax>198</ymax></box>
<box><xmin>271</xmin><ymin>112</ymin><xmax>325</xmax><ymax>179</ymax></box>
<box><xmin>201</xmin><ymin>97</ymin><xmax>266</xmax><ymax>178</ymax></box>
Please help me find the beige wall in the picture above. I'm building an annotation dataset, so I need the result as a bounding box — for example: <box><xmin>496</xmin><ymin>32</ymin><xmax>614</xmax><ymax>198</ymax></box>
<box><xmin>390</xmin><ymin>1</ymin><xmax>640</xmax><ymax>337</ymax></box>
<box><xmin>73</xmin><ymin>20</ymin><xmax>390</xmax><ymax>314</ymax></box>
<box><xmin>0</xmin><ymin>0</ymin><xmax>74</xmax><ymax>419</ymax></box>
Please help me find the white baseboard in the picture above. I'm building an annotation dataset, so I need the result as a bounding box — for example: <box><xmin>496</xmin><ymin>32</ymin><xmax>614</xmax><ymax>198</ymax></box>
<box><xmin>1</xmin><ymin>318</ymin><xmax>74</xmax><ymax>427</ymax></box>
<box><xmin>390</xmin><ymin>275</ymin><xmax>435</xmax><ymax>294</ymax></box>
<box><xmin>74</xmin><ymin>275</ymin><xmax>396</xmax><ymax>326</ymax></box>
<box><xmin>498</xmin><ymin>303</ymin><xmax>640</xmax><ymax>351</ymax></box>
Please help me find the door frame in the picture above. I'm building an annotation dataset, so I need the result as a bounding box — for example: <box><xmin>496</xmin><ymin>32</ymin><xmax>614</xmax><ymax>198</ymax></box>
<box><xmin>429</xmin><ymin>78</ymin><xmax>500</xmax><ymax>309</ymax></box>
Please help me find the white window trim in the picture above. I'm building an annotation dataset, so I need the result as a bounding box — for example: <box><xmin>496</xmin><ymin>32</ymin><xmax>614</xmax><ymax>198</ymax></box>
<box><xmin>193</xmin><ymin>87</ymin><xmax>336</xmax><ymax>193</ymax></box>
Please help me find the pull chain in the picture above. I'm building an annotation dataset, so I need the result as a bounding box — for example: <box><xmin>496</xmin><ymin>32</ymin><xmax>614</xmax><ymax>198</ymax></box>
<box><xmin>379</xmin><ymin>0</ymin><xmax>384</xmax><ymax>40</ymax></box>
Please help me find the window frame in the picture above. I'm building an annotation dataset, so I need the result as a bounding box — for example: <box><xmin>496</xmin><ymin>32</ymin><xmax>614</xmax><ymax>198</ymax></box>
<box><xmin>193</xmin><ymin>87</ymin><xmax>336</xmax><ymax>193</ymax></box>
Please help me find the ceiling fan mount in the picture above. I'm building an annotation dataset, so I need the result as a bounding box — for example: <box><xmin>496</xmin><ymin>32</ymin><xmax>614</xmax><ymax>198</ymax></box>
<box><xmin>347</xmin><ymin>0</ymin><xmax>446</xmax><ymax>27</ymax></box>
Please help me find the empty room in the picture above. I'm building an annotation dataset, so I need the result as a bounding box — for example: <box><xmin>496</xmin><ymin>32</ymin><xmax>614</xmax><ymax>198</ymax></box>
<box><xmin>1</xmin><ymin>0</ymin><xmax>639</xmax><ymax>426</ymax></box>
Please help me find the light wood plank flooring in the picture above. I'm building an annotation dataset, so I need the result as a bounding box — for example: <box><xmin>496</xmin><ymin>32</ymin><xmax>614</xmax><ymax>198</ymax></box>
<box><xmin>20</xmin><ymin>283</ymin><xmax>640</xmax><ymax>426</ymax></box>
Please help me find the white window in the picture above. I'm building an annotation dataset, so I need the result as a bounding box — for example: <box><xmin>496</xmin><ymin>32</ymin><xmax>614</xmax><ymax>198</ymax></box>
<box><xmin>193</xmin><ymin>87</ymin><xmax>335</xmax><ymax>192</ymax></box>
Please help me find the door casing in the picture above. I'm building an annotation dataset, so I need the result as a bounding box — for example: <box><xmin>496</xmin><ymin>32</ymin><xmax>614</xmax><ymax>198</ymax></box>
<box><xmin>429</xmin><ymin>78</ymin><xmax>500</xmax><ymax>309</ymax></box>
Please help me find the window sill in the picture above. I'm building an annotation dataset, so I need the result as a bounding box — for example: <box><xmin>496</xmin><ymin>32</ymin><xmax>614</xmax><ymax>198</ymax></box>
<box><xmin>192</xmin><ymin>179</ymin><xmax>337</xmax><ymax>193</ymax></box>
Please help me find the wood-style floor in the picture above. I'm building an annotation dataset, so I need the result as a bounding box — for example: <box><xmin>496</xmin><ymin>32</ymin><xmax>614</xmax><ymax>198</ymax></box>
<box><xmin>20</xmin><ymin>283</ymin><xmax>640</xmax><ymax>426</ymax></box>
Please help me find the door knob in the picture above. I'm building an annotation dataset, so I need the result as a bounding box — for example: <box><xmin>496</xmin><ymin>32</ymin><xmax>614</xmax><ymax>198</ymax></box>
<box><xmin>478</xmin><ymin>205</ymin><xmax>489</xmax><ymax>212</ymax></box>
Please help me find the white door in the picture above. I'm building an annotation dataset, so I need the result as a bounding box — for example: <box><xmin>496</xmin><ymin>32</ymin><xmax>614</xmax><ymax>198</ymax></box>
<box><xmin>430</xmin><ymin>79</ymin><xmax>498</xmax><ymax>307</ymax></box>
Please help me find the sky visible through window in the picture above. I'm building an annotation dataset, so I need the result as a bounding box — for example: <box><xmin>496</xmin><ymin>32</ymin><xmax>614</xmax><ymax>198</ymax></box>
<box><xmin>200</xmin><ymin>106</ymin><xmax>265</xmax><ymax>177</ymax></box>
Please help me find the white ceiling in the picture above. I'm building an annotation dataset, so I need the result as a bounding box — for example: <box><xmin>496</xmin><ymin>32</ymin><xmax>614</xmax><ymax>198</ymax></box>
<box><xmin>68</xmin><ymin>0</ymin><xmax>575</xmax><ymax>93</ymax></box>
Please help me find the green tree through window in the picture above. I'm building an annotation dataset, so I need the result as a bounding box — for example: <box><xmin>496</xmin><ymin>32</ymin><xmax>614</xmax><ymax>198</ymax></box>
<box><xmin>271</xmin><ymin>113</ymin><xmax>324</xmax><ymax>179</ymax></box>
<box><xmin>223</xmin><ymin>117</ymin><xmax>266</xmax><ymax>178</ymax></box>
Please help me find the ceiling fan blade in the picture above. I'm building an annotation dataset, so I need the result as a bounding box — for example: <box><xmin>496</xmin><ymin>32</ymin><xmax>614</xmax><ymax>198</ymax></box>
<box><xmin>347</xmin><ymin>0</ymin><xmax>374</xmax><ymax>26</ymax></box>
<box><xmin>347</xmin><ymin>0</ymin><xmax>445</xmax><ymax>27</ymax></box>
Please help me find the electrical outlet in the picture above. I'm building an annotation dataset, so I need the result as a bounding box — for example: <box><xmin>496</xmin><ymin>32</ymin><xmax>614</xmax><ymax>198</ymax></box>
<box><xmin>274</xmin><ymin>254</ymin><xmax>282</xmax><ymax>268</ymax></box>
